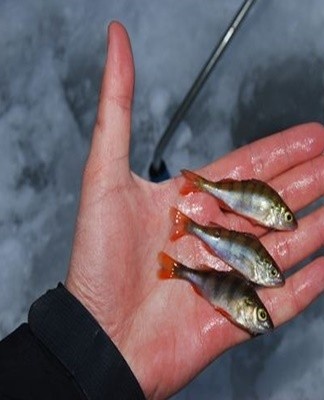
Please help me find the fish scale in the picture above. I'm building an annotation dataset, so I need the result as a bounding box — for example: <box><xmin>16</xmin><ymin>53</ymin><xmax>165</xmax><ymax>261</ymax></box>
<box><xmin>180</xmin><ymin>169</ymin><xmax>298</xmax><ymax>231</ymax></box>
<box><xmin>159</xmin><ymin>252</ymin><xmax>273</xmax><ymax>335</ymax></box>
<box><xmin>170</xmin><ymin>208</ymin><xmax>284</xmax><ymax>287</ymax></box>
<box><xmin>159</xmin><ymin>170</ymin><xmax>295</xmax><ymax>335</ymax></box>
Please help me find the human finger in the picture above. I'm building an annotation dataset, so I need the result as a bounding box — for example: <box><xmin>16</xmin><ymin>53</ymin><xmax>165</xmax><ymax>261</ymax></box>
<box><xmin>261</xmin><ymin>257</ymin><xmax>324</xmax><ymax>327</ymax></box>
<box><xmin>88</xmin><ymin>21</ymin><xmax>134</xmax><ymax>178</ymax></box>
<box><xmin>262</xmin><ymin>206</ymin><xmax>324</xmax><ymax>272</ymax></box>
<box><xmin>200</xmin><ymin>123</ymin><xmax>324</xmax><ymax>183</ymax></box>
<box><xmin>269</xmin><ymin>153</ymin><xmax>324</xmax><ymax>214</ymax></box>
<box><xmin>171</xmin><ymin>124</ymin><xmax>324</xmax><ymax>235</ymax></box>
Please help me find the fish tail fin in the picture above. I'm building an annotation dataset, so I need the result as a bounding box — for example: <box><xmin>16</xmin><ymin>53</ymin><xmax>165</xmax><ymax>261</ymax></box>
<box><xmin>180</xmin><ymin>169</ymin><xmax>205</xmax><ymax>195</ymax></box>
<box><xmin>158</xmin><ymin>252</ymin><xmax>180</xmax><ymax>279</ymax></box>
<box><xmin>169</xmin><ymin>207</ymin><xmax>192</xmax><ymax>241</ymax></box>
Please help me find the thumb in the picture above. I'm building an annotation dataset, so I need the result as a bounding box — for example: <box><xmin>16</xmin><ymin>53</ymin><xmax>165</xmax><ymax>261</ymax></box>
<box><xmin>87</xmin><ymin>21</ymin><xmax>135</xmax><ymax>179</ymax></box>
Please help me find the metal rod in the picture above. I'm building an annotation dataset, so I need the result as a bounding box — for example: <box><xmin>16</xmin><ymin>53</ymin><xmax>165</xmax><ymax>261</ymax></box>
<box><xmin>150</xmin><ymin>0</ymin><xmax>257</xmax><ymax>173</ymax></box>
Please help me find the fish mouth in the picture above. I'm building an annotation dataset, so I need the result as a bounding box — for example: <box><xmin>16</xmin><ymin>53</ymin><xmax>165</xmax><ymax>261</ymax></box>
<box><xmin>266</xmin><ymin>318</ymin><xmax>274</xmax><ymax>331</ymax></box>
<box><xmin>255</xmin><ymin>272</ymin><xmax>285</xmax><ymax>287</ymax></box>
<box><xmin>273</xmin><ymin>218</ymin><xmax>298</xmax><ymax>231</ymax></box>
<box><xmin>283</xmin><ymin>219</ymin><xmax>298</xmax><ymax>231</ymax></box>
<box><xmin>250</xmin><ymin>324</ymin><xmax>273</xmax><ymax>336</ymax></box>
<box><xmin>266</xmin><ymin>274</ymin><xmax>285</xmax><ymax>287</ymax></box>
<box><xmin>255</xmin><ymin>319</ymin><xmax>274</xmax><ymax>335</ymax></box>
<box><xmin>288</xmin><ymin>220</ymin><xmax>298</xmax><ymax>230</ymax></box>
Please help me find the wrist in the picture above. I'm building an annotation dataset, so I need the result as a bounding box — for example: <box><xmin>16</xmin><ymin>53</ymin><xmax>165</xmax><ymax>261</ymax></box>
<box><xmin>65</xmin><ymin>269</ymin><xmax>108</xmax><ymax>334</ymax></box>
<box><xmin>28</xmin><ymin>283</ymin><xmax>146</xmax><ymax>400</ymax></box>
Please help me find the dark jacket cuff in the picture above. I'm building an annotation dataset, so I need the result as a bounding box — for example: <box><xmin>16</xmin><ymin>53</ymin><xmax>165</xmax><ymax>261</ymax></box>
<box><xmin>28</xmin><ymin>283</ymin><xmax>145</xmax><ymax>400</ymax></box>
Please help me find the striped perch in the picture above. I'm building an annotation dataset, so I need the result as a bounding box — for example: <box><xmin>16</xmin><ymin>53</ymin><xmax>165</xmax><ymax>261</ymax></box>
<box><xmin>158</xmin><ymin>252</ymin><xmax>273</xmax><ymax>335</ymax></box>
<box><xmin>180</xmin><ymin>169</ymin><xmax>297</xmax><ymax>231</ymax></box>
<box><xmin>170</xmin><ymin>208</ymin><xmax>284</xmax><ymax>287</ymax></box>
<box><xmin>170</xmin><ymin>208</ymin><xmax>285</xmax><ymax>287</ymax></box>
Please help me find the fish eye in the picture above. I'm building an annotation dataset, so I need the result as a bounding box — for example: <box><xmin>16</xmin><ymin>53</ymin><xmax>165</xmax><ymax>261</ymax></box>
<box><xmin>270</xmin><ymin>267</ymin><xmax>278</xmax><ymax>277</ymax></box>
<box><xmin>257</xmin><ymin>308</ymin><xmax>268</xmax><ymax>321</ymax></box>
<box><xmin>284</xmin><ymin>211</ymin><xmax>293</xmax><ymax>222</ymax></box>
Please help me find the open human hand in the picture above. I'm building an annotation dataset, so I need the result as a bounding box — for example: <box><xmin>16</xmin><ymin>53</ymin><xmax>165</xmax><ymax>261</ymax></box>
<box><xmin>65</xmin><ymin>22</ymin><xmax>324</xmax><ymax>399</ymax></box>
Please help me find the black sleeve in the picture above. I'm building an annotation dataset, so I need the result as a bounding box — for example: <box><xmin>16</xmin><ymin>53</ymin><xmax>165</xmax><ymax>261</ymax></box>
<box><xmin>0</xmin><ymin>283</ymin><xmax>146</xmax><ymax>400</ymax></box>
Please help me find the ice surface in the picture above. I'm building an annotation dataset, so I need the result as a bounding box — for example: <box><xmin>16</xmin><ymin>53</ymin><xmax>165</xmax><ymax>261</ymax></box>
<box><xmin>255</xmin><ymin>316</ymin><xmax>324</xmax><ymax>400</ymax></box>
<box><xmin>0</xmin><ymin>0</ymin><xmax>323</xmax><ymax>399</ymax></box>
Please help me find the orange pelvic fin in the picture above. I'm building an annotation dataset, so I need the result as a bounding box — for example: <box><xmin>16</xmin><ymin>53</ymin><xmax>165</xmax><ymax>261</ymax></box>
<box><xmin>169</xmin><ymin>207</ymin><xmax>192</xmax><ymax>241</ymax></box>
<box><xmin>158</xmin><ymin>252</ymin><xmax>179</xmax><ymax>279</ymax></box>
<box><xmin>180</xmin><ymin>169</ymin><xmax>205</xmax><ymax>195</ymax></box>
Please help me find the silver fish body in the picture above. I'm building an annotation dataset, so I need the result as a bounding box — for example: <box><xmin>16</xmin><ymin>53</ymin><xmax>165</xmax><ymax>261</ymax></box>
<box><xmin>171</xmin><ymin>208</ymin><xmax>285</xmax><ymax>287</ymax></box>
<box><xmin>181</xmin><ymin>170</ymin><xmax>298</xmax><ymax>231</ymax></box>
<box><xmin>159</xmin><ymin>252</ymin><xmax>273</xmax><ymax>335</ymax></box>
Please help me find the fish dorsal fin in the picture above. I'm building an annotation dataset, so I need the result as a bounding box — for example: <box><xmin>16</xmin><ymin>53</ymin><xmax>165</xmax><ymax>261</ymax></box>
<box><xmin>217</xmin><ymin>177</ymin><xmax>274</xmax><ymax>193</ymax></box>
<box><xmin>208</xmin><ymin>221</ymin><xmax>258</xmax><ymax>242</ymax></box>
<box><xmin>217</xmin><ymin>177</ymin><xmax>236</xmax><ymax>184</ymax></box>
<box><xmin>217</xmin><ymin>177</ymin><xmax>263</xmax><ymax>184</ymax></box>
<box><xmin>240</xmin><ymin>230</ymin><xmax>260</xmax><ymax>241</ymax></box>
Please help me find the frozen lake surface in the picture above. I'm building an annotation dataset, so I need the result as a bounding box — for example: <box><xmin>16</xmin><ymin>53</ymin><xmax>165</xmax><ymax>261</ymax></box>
<box><xmin>0</xmin><ymin>1</ymin><xmax>323</xmax><ymax>399</ymax></box>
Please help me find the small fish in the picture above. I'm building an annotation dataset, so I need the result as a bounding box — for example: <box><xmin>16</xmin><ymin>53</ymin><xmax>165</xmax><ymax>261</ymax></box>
<box><xmin>180</xmin><ymin>169</ymin><xmax>298</xmax><ymax>231</ymax></box>
<box><xmin>170</xmin><ymin>208</ymin><xmax>284</xmax><ymax>287</ymax></box>
<box><xmin>158</xmin><ymin>252</ymin><xmax>273</xmax><ymax>335</ymax></box>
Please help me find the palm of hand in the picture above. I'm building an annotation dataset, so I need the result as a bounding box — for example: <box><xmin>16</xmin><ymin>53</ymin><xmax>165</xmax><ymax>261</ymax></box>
<box><xmin>66</xmin><ymin>23</ymin><xmax>324</xmax><ymax>399</ymax></box>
